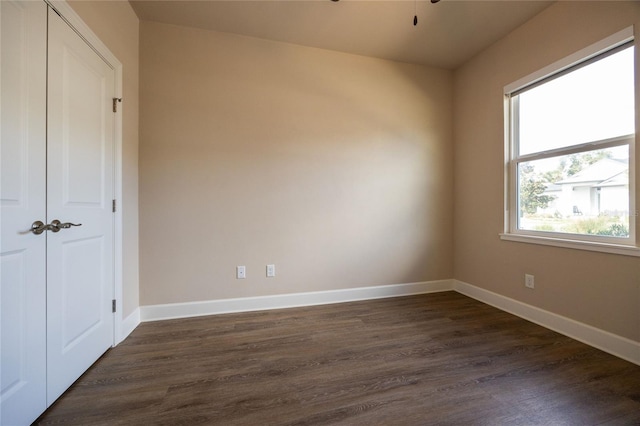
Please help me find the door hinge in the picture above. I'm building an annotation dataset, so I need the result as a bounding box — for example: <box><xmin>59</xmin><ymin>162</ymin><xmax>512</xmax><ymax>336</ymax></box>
<box><xmin>112</xmin><ymin>199</ymin><xmax>116</xmax><ymax>213</ymax></box>
<box><xmin>112</xmin><ymin>299</ymin><xmax>117</xmax><ymax>313</ymax></box>
<box><xmin>112</xmin><ymin>97</ymin><xmax>122</xmax><ymax>113</ymax></box>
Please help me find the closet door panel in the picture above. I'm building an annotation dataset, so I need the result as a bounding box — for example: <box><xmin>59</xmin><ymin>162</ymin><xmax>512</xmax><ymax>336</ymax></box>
<box><xmin>0</xmin><ymin>1</ymin><xmax>47</xmax><ymax>425</ymax></box>
<box><xmin>46</xmin><ymin>7</ymin><xmax>115</xmax><ymax>405</ymax></box>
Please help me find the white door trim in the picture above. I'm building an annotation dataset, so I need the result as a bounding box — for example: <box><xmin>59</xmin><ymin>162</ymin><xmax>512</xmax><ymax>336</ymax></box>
<box><xmin>46</xmin><ymin>0</ymin><xmax>125</xmax><ymax>344</ymax></box>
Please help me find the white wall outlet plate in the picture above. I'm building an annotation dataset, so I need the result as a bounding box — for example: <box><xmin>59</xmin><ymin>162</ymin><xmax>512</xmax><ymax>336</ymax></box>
<box><xmin>266</xmin><ymin>264</ymin><xmax>275</xmax><ymax>277</ymax></box>
<box><xmin>525</xmin><ymin>274</ymin><xmax>534</xmax><ymax>289</ymax></box>
<box><xmin>237</xmin><ymin>265</ymin><xmax>246</xmax><ymax>279</ymax></box>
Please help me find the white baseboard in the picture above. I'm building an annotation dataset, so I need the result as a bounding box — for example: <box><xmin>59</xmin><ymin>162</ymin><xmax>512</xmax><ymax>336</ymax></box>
<box><xmin>454</xmin><ymin>280</ymin><xmax>640</xmax><ymax>366</ymax></box>
<box><xmin>117</xmin><ymin>307</ymin><xmax>141</xmax><ymax>344</ymax></box>
<box><xmin>140</xmin><ymin>279</ymin><xmax>454</xmax><ymax>322</ymax></box>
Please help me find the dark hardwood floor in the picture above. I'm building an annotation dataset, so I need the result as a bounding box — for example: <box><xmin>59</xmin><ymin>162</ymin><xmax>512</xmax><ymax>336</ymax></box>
<box><xmin>36</xmin><ymin>292</ymin><xmax>640</xmax><ymax>425</ymax></box>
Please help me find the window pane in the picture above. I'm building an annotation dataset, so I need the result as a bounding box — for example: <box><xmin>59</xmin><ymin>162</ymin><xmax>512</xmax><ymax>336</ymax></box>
<box><xmin>518</xmin><ymin>146</ymin><xmax>629</xmax><ymax>238</ymax></box>
<box><xmin>518</xmin><ymin>47</ymin><xmax>634</xmax><ymax>156</ymax></box>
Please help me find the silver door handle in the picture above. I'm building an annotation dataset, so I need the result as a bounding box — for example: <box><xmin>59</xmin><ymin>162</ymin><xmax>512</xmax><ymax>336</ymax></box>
<box><xmin>31</xmin><ymin>220</ymin><xmax>82</xmax><ymax>235</ymax></box>
<box><xmin>50</xmin><ymin>220</ymin><xmax>82</xmax><ymax>232</ymax></box>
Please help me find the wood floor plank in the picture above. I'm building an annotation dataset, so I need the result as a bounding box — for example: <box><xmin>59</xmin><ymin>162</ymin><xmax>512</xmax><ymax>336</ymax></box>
<box><xmin>36</xmin><ymin>292</ymin><xmax>640</xmax><ymax>425</ymax></box>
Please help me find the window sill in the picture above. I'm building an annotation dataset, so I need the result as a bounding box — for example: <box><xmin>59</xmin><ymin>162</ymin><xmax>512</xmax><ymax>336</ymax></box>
<box><xmin>499</xmin><ymin>233</ymin><xmax>640</xmax><ymax>257</ymax></box>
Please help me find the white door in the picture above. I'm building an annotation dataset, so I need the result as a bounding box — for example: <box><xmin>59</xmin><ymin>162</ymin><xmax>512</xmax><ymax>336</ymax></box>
<box><xmin>1</xmin><ymin>3</ymin><xmax>116</xmax><ymax>423</ymax></box>
<box><xmin>46</xmin><ymin>7</ymin><xmax>115</xmax><ymax>404</ymax></box>
<box><xmin>0</xmin><ymin>1</ymin><xmax>48</xmax><ymax>425</ymax></box>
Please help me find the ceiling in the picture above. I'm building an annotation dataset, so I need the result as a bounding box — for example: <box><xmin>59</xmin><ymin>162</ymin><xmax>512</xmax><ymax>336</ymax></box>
<box><xmin>129</xmin><ymin>0</ymin><xmax>553</xmax><ymax>70</ymax></box>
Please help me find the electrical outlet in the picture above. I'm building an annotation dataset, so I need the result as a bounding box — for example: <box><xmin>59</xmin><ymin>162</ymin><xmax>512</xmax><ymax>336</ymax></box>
<box><xmin>236</xmin><ymin>266</ymin><xmax>246</xmax><ymax>279</ymax></box>
<box><xmin>266</xmin><ymin>264</ymin><xmax>276</xmax><ymax>277</ymax></box>
<box><xmin>525</xmin><ymin>274</ymin><xmax>535</xmax><ymax>289</ymax></box>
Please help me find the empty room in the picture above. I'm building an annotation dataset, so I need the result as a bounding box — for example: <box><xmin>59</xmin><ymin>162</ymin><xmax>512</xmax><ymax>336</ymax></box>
<box><xmin>2</xmin><ymin>0</ymin><xmax>640</xmax><ymax>424</ymax></box>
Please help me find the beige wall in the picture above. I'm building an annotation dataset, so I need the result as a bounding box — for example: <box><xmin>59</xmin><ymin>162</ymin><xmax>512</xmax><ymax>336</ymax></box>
<box><xmin>453</xmin><ymin>1</ymin><xmax>640</xmax><ymax>342</ymax></box>
<box><xmin>139</xmin><ymin>21</ymin><xmax>453</xmax><ymax>305</ymax></box>
<box><xmin>69</xmin><ymin>0</ymin><xmax>140</xmax><ymax>317</ymax></box>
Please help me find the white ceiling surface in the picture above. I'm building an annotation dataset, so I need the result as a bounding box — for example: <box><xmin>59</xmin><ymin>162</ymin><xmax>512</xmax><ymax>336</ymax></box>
<box><xmin>129</xmin><ymin>0</ymin><xmax>553</xmax><ymax>70</ymax></box>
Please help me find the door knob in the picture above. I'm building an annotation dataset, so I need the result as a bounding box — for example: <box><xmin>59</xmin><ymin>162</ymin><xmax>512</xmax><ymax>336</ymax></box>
<box><xmin>31</xmin><ymin>220</ymin><xmax>82</xmax><ymax>235</ymax></box>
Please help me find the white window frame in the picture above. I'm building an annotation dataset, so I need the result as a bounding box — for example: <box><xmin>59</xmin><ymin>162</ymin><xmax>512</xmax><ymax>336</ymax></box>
<box><xmin>501</xmin><ymin>27</ymin><xmax>640</xmax><ymax>257</ymax></box>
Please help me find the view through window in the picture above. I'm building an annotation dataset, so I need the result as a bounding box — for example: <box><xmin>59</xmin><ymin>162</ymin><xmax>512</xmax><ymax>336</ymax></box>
<box><xmin>508</xmin><ymin>42</ymin><xmax>635</xmax><ymax>242</ymax></box>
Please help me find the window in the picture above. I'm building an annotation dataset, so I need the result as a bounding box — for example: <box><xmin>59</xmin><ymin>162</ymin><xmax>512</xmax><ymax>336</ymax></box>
<box><xmin>503</xmin><ymin>29</ymin><xmax>637</xmax><ymax>254</ymax></box>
